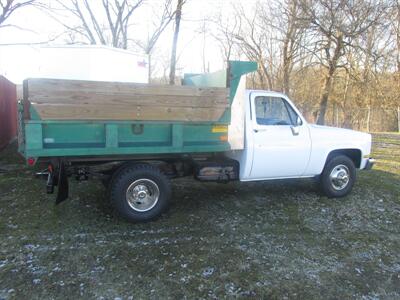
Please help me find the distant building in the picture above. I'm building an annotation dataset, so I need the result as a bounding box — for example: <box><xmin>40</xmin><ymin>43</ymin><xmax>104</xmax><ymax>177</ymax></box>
<box><xmin>0</xmin><ymin>45</ymin><xmax>149</xmax><ymax>84</ymax></box>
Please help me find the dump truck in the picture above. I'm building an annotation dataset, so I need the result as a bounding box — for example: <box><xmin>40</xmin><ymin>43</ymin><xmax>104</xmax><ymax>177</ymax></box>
<box><xmin>18</xmin><ymin>61</ymin><xmax>375</xmax><ymax>222</ymax></box>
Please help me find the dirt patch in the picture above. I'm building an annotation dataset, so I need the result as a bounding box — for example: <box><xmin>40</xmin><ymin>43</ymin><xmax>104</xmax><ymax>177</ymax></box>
<box><xmin>0</xmin><ymin>134</ymin><xmax>399</xmax><ymax>299</ymax></box>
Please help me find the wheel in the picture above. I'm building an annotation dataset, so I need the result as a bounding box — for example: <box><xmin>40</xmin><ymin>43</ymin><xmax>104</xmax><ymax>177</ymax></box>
<box><xmin>320</xmin><ymin>155</ymin><xmax>356</xmax><ymax>198</ymax></box>
<box><xmin>110</xmin><ymin>164</ymin><xmax>171</xmax><ymax>222</ymax></box>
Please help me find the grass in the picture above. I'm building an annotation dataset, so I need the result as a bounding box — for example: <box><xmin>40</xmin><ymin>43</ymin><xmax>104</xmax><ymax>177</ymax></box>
<box><xmin>0</xmin><ymin>133</ymin><xmax>399</xmax><ymax>299</ymax></box>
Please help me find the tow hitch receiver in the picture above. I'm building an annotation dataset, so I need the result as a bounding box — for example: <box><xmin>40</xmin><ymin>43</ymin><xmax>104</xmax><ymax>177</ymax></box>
<box><xmin>46</xmin><ymin>165</ymin><xmax>55</xmax><ymax>194</ymax></box>
<box><xmin>35</xmin><ymin>164</ymin><xmax>56</xmax><ymax>194</ymax></box>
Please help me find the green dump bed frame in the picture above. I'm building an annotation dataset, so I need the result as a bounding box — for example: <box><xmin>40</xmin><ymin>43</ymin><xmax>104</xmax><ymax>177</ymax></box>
<box><xmin>18</xmin><ymin>61</ymin><xmax>257</xmax><ymax>160</ymax></box>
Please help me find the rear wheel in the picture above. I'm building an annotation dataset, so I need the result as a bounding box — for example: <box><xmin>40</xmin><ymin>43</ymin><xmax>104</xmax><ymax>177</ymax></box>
<box><xmin>320</xmin><ymin>155</ymin><xmax>356</xmax><ymax>198</ymax></box>
<box><xmin>110</xmin><ymin>164</ymin><xmax>171</xmax><ymax>222</ymax></box>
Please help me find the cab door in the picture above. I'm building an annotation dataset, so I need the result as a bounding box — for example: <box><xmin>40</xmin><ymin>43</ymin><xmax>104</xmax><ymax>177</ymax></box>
<box><xmin>248</xmin><ymin>93</ymin><xmax>312</xmax><ymax>180</ymax></box>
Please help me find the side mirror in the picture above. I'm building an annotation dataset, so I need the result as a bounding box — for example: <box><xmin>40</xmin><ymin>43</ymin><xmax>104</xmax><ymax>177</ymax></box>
<box><xmin>296</xmin><ymin>116</ymin><xmax>302</xmax><ymax>126</ymax></box>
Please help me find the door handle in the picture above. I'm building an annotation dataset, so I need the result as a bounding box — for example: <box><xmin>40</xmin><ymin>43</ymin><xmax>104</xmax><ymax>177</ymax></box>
<box><xmin>254</xmin><ymin>128</ymin><xmax>267</xmax><ymax>133</ymax></box>
<box><xmin>290</xmin><ymin>126</ymin><xmax>300</xmax><ymax>136</ymax></box>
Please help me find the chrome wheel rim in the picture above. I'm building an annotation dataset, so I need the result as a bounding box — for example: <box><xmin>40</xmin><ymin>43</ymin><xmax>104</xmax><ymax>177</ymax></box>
<box><xmin>329</xmin><ymin>164</ymin><xmax>350</xmax><ymax>191</ymax></box>
<box><xmin>126</xmin><ymin>179</ymin><xmax>160</xmax><ymax>212</ymax></box>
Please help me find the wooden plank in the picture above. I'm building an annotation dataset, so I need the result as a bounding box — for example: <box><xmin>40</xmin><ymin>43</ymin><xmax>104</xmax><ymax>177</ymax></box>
<box><xmin>25</xmin><ymin>78</ymin><xmax>229</xmax><ymax>122</ymax></box>
<box><xmin>26</xmin><ymin>78</ymin><xmax>229</xmax><ymax>98</ymax></box>
<box><xmin>32</xmin><ymin>103</ymin><xmax>227</xmax><ymax>122</ymax></box>
<box><xmin>28</xmin><ymin>91</ymin><xmax>229</xmax><ymax>108</ymax></box>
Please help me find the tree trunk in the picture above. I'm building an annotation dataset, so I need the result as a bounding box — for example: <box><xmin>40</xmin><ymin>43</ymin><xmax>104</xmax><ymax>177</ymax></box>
<box><xmin>316</xmin><ymin>35</ymin><xmax>343</xmax><ymax>125</ymax></box>
<box><xmin>282</xmin><ymin>30</ymin><xmax>293</xmax><ymax>96</ymax></box>
<box><xmin>316</xmin><ymin>72</ymin><xmax>334</xmax><ymax>125</ymax></box>
<box><xmin>335</xmin><ymin>105</ymin><xmax>339</xmax><ymax>127</ymax></box>
<box><xmin>282</xmin><ymin>35</ymin><xmax>290</xmax><ymax>95</ymax></box>
<box><xmin>366</xmin><ymin>106</ymin><xmax>371</xmax><ymax>132</ymax></box>
<box><xmin>259</xmin><ymin>61</ymin><xmax>273</xmax><ymax>90</ymax></box>
<box><xmin>283</xmin><ymin>65</ymin><xmax>290</xmax><ymax>96</ymax></box>
<box><xmin>169</xmin><ymin>0</ymin><xmax>184</xmax><ymax>85</ymax></box>
<box><xmin>342</xmin><ymin>71</ymin><xmax>352</xmax><ymax>128</ymax></box>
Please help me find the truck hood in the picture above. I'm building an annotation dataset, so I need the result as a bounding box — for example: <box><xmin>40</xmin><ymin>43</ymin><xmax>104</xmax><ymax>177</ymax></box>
<box><xmin>308</xmin><ymin>124</ymin><xmax>372</xmax><ymax>154</ymax></box>
<box><xmin>309</xmin><ymin>124</ymin><xmax>370</xmax><ymax>140</ymax></box>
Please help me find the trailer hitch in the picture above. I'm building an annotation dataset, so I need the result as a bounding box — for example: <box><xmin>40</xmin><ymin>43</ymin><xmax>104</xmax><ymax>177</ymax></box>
<box><xmin>35</xmin><ymin>165</ymin><xmax>56</xmax><ymax>194</ymax></box>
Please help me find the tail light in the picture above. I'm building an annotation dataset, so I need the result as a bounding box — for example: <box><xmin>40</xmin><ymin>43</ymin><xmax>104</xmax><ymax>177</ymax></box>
<box><xmin>27</xmin><ymin>157</ymin><xmax>36</xmax><ymax>166</ymax></box>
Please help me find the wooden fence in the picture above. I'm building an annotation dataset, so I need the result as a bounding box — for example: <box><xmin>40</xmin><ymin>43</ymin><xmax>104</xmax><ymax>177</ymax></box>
<box><xmin>300</xmin><ymin>104</ymin><xmax>400</xmax><ymax>132</ymax></box>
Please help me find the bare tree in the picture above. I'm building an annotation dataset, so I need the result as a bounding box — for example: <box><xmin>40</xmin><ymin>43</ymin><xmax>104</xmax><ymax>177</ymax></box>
<box><xmin>233</xmin><ymin>2</ymin><xmax>276</xmax><ymax>89</ymax></box>
<box><xmin>211</xmin><ymin>12</ymin><xmax>240</xmax><ymax>63</ymax></box>
<box><xmin>231</xmin><ymin>0</ymin><xmax>306</xmax><ymax>93</ymax></box>
<box><xmin>300</xmin><ymin>0</ymin><xmax>385</xmax><ymax>125</ymax></box>
<box><xmin>391</xmin><ymin>0</ymin><xmax>400</xmax><ymax>72</ymax></box>
<box><xmin>48</xmin><ymin>0</ymin><xmax>144</xmax><ymax>49</ymax></box>
<box><xmin>133</xmin><ymin>0</ymin><xmax>176</xmax><ymax>82</ymax></box>
<box><xmin>0</xmin><ymin>0</ymin><xmax>36</xmax><ymax>29</ymax></box>
<box><xmin>272</xmin><ymin>0</ymin><xmax>306</xmax><ymax>95</ymax></box>
<box><xmin>169</xmin><ymin>0</ymin><xmax>185</xmax><ymax>85</ymax></box>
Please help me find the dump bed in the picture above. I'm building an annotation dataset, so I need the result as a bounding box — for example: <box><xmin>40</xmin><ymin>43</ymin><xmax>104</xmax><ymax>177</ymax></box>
<box><xmin>18</xmin><ymin>61</ymin><xmax>257</xmax><ymax>161</ymax></box>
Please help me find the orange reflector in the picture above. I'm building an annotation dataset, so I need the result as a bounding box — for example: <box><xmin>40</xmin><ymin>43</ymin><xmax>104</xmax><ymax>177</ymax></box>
<box><xmin>219</xmin><ymin>135</ymin><xmax>228</xmax><ymax>142</ymax></box>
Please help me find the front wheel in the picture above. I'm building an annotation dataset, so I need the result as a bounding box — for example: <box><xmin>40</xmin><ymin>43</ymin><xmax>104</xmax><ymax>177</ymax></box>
<box><xmin>320</xmin><ymin>155</ymin><xmax>356</xmax><ymax>198</ymax></box>
<box><xmin>110</xmin><ymin>164</ymin><xmax>171</xmax><ymax>222</ymax></box>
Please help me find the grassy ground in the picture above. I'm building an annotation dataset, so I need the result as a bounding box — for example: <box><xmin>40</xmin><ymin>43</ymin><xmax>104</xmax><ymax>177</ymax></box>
<box><xmin>0</xmin><ymin>133</ymin><xmax>399</xmax><ymax>299</ymax></box>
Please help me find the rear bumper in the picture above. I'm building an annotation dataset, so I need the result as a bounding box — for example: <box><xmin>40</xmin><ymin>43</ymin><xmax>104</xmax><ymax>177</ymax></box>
<box><xmin>364</xmin><ymin>158</ymin><xmax>375</xmax><ymax>170</ymax></box>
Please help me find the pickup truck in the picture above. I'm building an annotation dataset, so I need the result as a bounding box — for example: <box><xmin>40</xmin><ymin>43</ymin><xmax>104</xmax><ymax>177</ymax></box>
<box><xmin>18</xmin><ymin>61</ymin><xmax>374</xmax><ymax>222</ymax></box>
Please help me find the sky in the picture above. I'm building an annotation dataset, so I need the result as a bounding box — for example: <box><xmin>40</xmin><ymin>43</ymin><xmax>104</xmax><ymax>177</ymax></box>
<box><xmin>0</xmin><ymin>0</ymin><xmax>257</xmax><ymax>83</ymax></box>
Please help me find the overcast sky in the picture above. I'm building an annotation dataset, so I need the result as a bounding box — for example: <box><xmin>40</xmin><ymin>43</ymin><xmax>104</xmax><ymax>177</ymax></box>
<box><xmin>0</xmin><ymin>0</ymin><xmax>259</xmax><ymax>83</ymax></box>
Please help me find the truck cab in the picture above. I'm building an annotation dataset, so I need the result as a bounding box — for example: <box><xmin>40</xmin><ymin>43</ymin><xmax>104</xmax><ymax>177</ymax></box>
<box><xmin>228</xmin><ymin>90</ymin><xmax>374</xmax><ymax>193</ymax></box>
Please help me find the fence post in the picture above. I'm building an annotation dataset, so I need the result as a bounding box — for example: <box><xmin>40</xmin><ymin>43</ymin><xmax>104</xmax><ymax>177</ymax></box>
<box><xmin>398</xmin><ymin>106</ymin><xmax>400</xmax><ymax>133</ymax></box>
<box><xmin>335</xmin><ymin>106</ymin><xmax>339</xmax><ymax>127</ymax></box>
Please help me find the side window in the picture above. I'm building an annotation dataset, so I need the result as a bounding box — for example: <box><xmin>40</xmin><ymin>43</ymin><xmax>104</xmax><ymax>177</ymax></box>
<box><xmin>285</xmin><ymin>102</ymin><xmax>302</xmax><ymax>126</ymax></box>
<box><xmin>255</xmin><ymin>96</ymin><xmax>298</xmax><ymax>126</ymax></box>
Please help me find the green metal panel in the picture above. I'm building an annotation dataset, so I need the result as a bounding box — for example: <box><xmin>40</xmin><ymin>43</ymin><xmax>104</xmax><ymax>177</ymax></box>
<box><xmin>42</xmin><ymin>123</ymin><xmax>105</xmax><ymax>148</ymax></box>
<box><xmin>25</xmin><ymin>123</ymin><xmax>43</xmax><ymax>150</ymax></box>
<box><xmin>183</xmin><ymin>61</ymin><xmax>257</xmax><ymax>104</ymax></box>
<box><xmin>20</xmin><ymin>61</ymin><xmax>258</xmax><ymax>159</ymax></box>
<box><xmin>183</xmin><ymin>70</ymin><xmax>226</xmax><ymax>88</ymax></box>
<box><xmin>183</xmin><ymin>61</ymin><xmax>258</xmax><ymax>123</ymax></box>
<box><xmin>118</xmin><ymin>124</ymin><xmax>171</xmax><ymax>147</ymax></box>
<box><xmin>23</xmin><ymin>143</ymin><xmax>230</xmax><ymax>158</ymax></box>
<box><xmin>172</xmin><ymin>124</ymin><xmax>183</xmax><ymax>148</ymax></box>
<box><xmin>106</xmin><ymin>124</ymin><xmax>118</xmax><ymax>149</ymax></box>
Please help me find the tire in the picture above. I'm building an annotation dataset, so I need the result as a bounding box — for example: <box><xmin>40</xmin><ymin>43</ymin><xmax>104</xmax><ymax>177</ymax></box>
<box><xmin>101</xmin><ymin>176</ymin><xmax>111</xmax><ymax>188</ymax></box>
<box><xmin>110</xmin><ymin>164</ymin><xmax>171</xmax><ymax>222</ymax></box>
<box><xmin>320</xmin><ymin>155</ymin><xmax>356</xmax><ymax>198</ymax></box>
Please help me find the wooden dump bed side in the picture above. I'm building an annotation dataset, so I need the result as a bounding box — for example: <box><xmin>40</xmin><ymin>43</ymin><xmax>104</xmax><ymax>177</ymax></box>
<box><xmin>23</xmin><ymin>79</ymin><xmax>229</xmax><ymax>122</ymax></box>
<box><xmin>18</xmin><ymin>61</ymin><xmax>258</xmax><ymax>159</ymax></box>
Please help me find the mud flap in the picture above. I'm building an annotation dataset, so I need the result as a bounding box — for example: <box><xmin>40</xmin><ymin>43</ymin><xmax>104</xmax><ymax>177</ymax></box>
<box><xmin>56</xmin><ymin>160</ymin><xmax>69</xmax><ymax>204</ymax></box>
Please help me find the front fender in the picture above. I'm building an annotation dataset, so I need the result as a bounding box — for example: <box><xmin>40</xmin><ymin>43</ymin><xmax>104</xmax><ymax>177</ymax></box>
<box><xmin>303</xmin><ymin>125</ymin><xmax>372</xmax><ymax>175</ymax></box>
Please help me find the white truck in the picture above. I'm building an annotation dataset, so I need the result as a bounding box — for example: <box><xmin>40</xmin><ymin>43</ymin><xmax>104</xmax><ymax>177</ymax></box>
<box><xmin>22</xmin><ymin>61</ymin><xmax>374</xmax><ymax>222</ymax></box>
